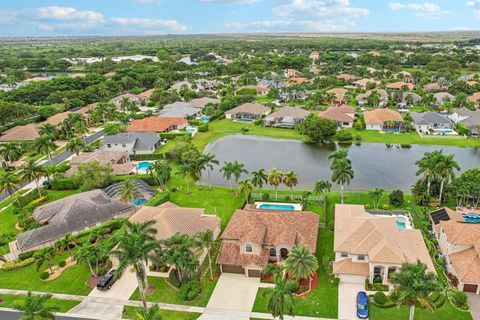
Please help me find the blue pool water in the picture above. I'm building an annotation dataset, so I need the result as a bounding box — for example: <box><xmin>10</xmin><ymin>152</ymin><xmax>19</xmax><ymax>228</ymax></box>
<box><xmin>463</xmin><ymin>213</ymin><xmax>480</xmax><ymax>223</ymax></box>
<box><xmin>132</xmin><ymin>198</ymin><xmax>147</xmax><ymax>206</ymax></box>
<box><xmin>235</xmin><ymin>118</ymin><xmax>254</xmax><ymax>123</ymax></box>
<box><xmin>396</xmin><ymin>217</ymin><xmax>406</xmax><ymax>229</ymax></box>
<box><xmin>200</xmin><ymin>116</ymin><xmax>210</xmax><ymax>123</ymax></box>
<box><xmin>258</xmin><ymin>204</ymin><xmax>295</xmax><ymax>211</ymax></box>
<box><xmin>137</xmin><ymin>161</ymin><xmax>152</xmax><ymax>171</ymax></box>
<box><xmin>434</xmin><ymin>129</ymin><xmax>456</xmax><ymax>135</ymax></box>
<box><xmin>186</xmin><ymin>128</ymin><xmax>196</xmax><ymax>133</ymax></box>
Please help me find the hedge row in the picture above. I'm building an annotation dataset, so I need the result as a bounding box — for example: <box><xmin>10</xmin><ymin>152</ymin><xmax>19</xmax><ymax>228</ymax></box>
<box><xmin>160</xmin><ymin>132</ymin><xmax>191</xmax><ymax>139</ymax></box>
<box><xmin>130</xmin><ymin>153</ymin><xmax>167</xmax><ymax>161</ymax></box>
<box><xmin>114</xmin><ymin>174</ymin><xmax>157</xmax><ymax>186</ymax></box>
<box><xmin>51</xmin><ymin>173</ymin><xmax>158</xmax><ymax>190</ymax></box>
<box><xmin>1</xmin><ymin>257</ymin><xmax>35</xmax><ymax>270</ymax></box>
<box><xmin>145</xmin><ymin>192</ymin><xmax>170</xmax><ymax>207</ymax></box>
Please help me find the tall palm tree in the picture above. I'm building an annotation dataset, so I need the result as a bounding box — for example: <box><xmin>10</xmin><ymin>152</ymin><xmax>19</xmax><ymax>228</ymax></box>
<box><xmin>66</xmin><ymin>137</ymin><xmax>86</xmax><ymax>156</ymax></box>
<box><xmin>111</xmin><ymin>220</ymin><xmax>159</xmax><ymax>308</ymax></box>
<box><xmin>252</xmin><ymin>169</ymin><xmax>268</xmax><ymax>197</ymax></box>
<box><xmin>328</xmin><ymin>149</ymin><xmax>350</xmax><ymax>168</ymax></box>
<box><xmin>268</xmin><ymin>168</ymin><xmax>284</xmax><ymax>200</ymax></box>
<box><xmin>284</xmin><ymin>244</ymin><xmax>319</xmax><ymax>282</ymax></box>
<box><xmin>0</xmin><ymin>172</ymin><xmax>21</xmax><ymax>205</ymax></box>
<box><xmin>415</xmin><ymin>150</ymin><xmax>443</xmax><ymax>197</ymax></box>
<box><xmin>43</xmin><ymin>164</ymin><xmax>60</xmax><ymax>181</ymax></box>
<box><xmin>436</xmin><ymin>153</ymin><xmax>460</xmax><ymax>204</ymax></box>
<box><xmin>118</xmin><ymin>179</ymin><xmax>139</xmax><ymax>203</ymax></box>
<box><xmin>0</xmin><ymin>142</ymin><xmax>22</xmax><ymax>163</ymax></box>
<box><xmin>237</xmin><ymin>178</ymin><xmax>254</xmax><ymax>204</ymax></box>
<box><xmin>34</xmin><ymin>247</ymin><xmax>55</xmax><ymax>273</ymax></box>
<box><xmin>74</xmin><ymin>242</ymin><xmax>98</xmax><ymax>277</ymax></box>
<box><xmin>194</xmin><ymin>229</ymin><xmax>216</xmax><ymax>280</ymax></box>
<box><xmin>220</xmin><ymin>161</ymin><xmax>234</xmax><ymax>191</ymax></box>
<box><xmin>12</xmin><ymin>292</ymin><xmax>60</xmax><ymax>320</ymax></box>
<box><xmin>135</xmin><ymin>304</ymin><xmax>162</xmax><ymax>320</ymax></box>
<box><xmin>75</xmin><ymin>121</ymin><xmax>89</xmax><ymax>139</ymax></box>
<box><xmin>38</xmin><ymin>124</ymin><xmax>57</xmax><ymax>139</ymax></box>
<box><xmin>331</xmin><ymin>158</ymin><xmax>354</xmax><ymax>204</ymax></box>
<box><xmin>20</xmin><ymin>160</ymin><xmax>45</xmax><ymax>198</ymax></box>
<box><xmin>368</xmin><ymin>188</ymin><xmax>384</xmax><ymax>209</ymax></box>
<box><xmin>231</xmin><ymin>161</ymin><xmax>248</xmax><ymax>196</ymax></box>
<box><xmin>147</xmin><ymin>161</ymin><xmax>171</xmax><ymax>190</ymax></box>
<box><xmin>202</xmin><ymin>153</ymin><xmax>219</xmax><ymax>190</ymax></box>
<box><xmin>266</xmin><ymin>268</ymin><xmax>297</xmax><ymax>320</ymax></box>
<box><xmin>177</xmin><ymin>163</ymin><xmax>193</xmax><ymax>194</ymax></box>
<box><xmin>33</xmin><ymin>135</ymin><xmax>56</xmax><ymax>163</ymax></box>
<box><xmin>283</xmin><ymin>171</ymin><xmax>298</xmax><ymax>198</ymax></box>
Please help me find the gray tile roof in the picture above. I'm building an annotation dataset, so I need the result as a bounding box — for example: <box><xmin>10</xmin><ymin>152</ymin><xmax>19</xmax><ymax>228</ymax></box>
<box><xmin>103</xmin><ymin>132</ymin><xmax>161</xmax><ymax>150</ymax></box>
<box><xmin>411</xmin><ymin>112</ymin><xmax>453</xmax><ymax>125</ymax></box>
<box><xmin>16</xmin><ymin>190</ymin><xmax>133</xmax><ymax>251</ymax></box>
<box><xmin>158</xmin><ymin>102</ymin><xmax>202</xmax><ymax>118</ymax></box>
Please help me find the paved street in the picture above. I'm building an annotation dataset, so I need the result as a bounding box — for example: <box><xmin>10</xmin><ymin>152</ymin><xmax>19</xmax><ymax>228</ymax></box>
<box><xmin>0</xmin><ymin>308</ymin><xmax>122</xmax><ymax>320</ymax></box>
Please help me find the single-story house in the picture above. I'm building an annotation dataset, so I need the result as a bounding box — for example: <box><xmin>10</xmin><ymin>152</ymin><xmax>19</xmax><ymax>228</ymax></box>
<box><xmin>195</xmin><ymin>79</ymin><xmax>217</xmax><ymax>92</ymax></box>
<box><xmin>310</xmin><ymin>51</ymin><xmax>319</xmax><ymax>60</ymax></box>
<box><xmin>14</xmin><ymin>190</ymin><xmax>134</xmax><ymax>254</ymax></box>
<box><xmin>64</xmin><ymin>150</ymin><xmax>134</xmax><ymax>177</ymax></box>
<box><xmin>393</xmin><ymin>92</ymin><xmax>422</xmax><ymax>107</ymax></box>
<box><xmin>263</xmin><ymin>106</ymin><xmax>310</xmax><ymax>128</ymax></box>
<box><xmin>238</xmin><ymin>85</ymin><xmax>269</xmax><ymax>96</ymax></box>
<box><xmin>0</xmin><ymin>125</ymin><xmax>40</xmax><ymax>142</ymax></box>
<box><xmin>423</xmin><ymin>83</ymin><xmax>443</xmax><ymax>93</ymax></box>
<box><xmin>411</xmin><ymin>112</ymin><xmax>454</xmax><ymax>132</ymax></box>
<box><xmin>356</xmin><ymin>89</ymin><xmax>389</xmax><ymax>107</ymax></box>
<box><xmin>225</xmin><ymin>103</ymin><xmax>270</xmax><ymax>121</ymax></box>
<box><xmin>217</xmin><ymin>206</ymin><xmax>319</xmax><ymax>277</ymax></box>
<box><xmin>257</xmin><ymin>79</ymin><xmax>286</xmax><ymax>91</ymax></box>
<box><xmin>433</xmin><ymin>92</ymin><xmax>455</xmax><ymax>106</ymax></box>
<box><xmin>187</xmin><ymin>97</ymin><xmax>220</xmax><ymax>109</ymax></box>
<box><xmin>333</xmin><ymin>204</ymin><xmax>434</xmax><ymax>285</ymax></box>
<box><xmin>126</xmin><ymin>116</ymin><xmax>187</xmax><ymax>133</ymax></box>
<box><xmin>429</xmin><ymin>207</ymin><xmax>480</xmax><ymax>294</ymax></box>
<box><xmin>336</xmin><ymin>74</ymin><xmax>357</xmax><ymax>81</ymax></box>
<box><xmin>387</xmin><ymin>81</ymin><xmax>414</xmax><ymax>91</ymax></box>
<box><xmin>364</xmin><ymin>108</ymin><xmax>405</xmax><ymax>132</ymax></box>
<box><xmin>319</xmin><ymin>106</ymin><xmax>355</xmax><ymax>129</ymax></box>
<box><xmin>110</xmin><ymin>93</ymin><xmax>146</xmax><ymax>107</ymax></box>
<box><xmin>138</xmin><ymin>89</ymin><xmax>156</xmax><ymax>100</ymax></box>
<box><xmin>42</xmin><ymin>112</ymin><xmax>71</xmax><ymax>126</ymax></box>
<box><xmin>448</xmin><ymin>108</ymin><xmax>480</xmax><ymax>136</ymax></box>
<box><xmin>468</xmin><ymin>92</ymin><xmax>480</xmax><ymax>107</ymax></box>
<box><xmin>158</xmin><ymin>102</ymin><xmax>202</xmax><ymax>119</ymax></box>
<box><xmin>129</xmin><ymin>202</ymin><xmax>221</xmax><ymax>263</ymax></box>
<box><xmin>284</xmin><ymin>68</ymin><xmax>300</xmax><ymax>78</ymax></box>
<box><xmin>327</xmin><ymin>88</ymin><xmax>348</xmax><ymax>106</ymax></box>
<box><xmin>352</xmin><ymin>78</ymin><xmax>379</xmax><ymax>90</ymax></box>
<box><xmin>170</xmin><ymin>81</ymin><xmax>193</xmax><ymax>92</ymax></box>
<box><xmin>286</xmin><ymin>77</ymin><xmax>309</xmax><ymax>85</ymax></box>
<box><xmin>103</xmin><ymin>132</ymin><xmax>161</xmax><ymax>155</ymax></box>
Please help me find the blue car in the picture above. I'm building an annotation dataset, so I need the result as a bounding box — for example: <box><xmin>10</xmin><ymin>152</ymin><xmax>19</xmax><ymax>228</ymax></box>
<box><xmin>356</xmin><ymin>291</ymin><xmax>369</xmax><ymax>319</ymax></box>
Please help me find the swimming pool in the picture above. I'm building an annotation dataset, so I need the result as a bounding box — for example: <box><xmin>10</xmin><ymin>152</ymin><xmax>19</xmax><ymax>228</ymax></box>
<box><xmin>396</xmin><ymin>217</ymin><xmax>407</xmax><ymax>229</ymax></box>
<box><xmin>433</xmin><ymin>129</ymin><xmax>457</xmax><ymax>135</ymax></box>
<box><xmin>200</xmin><ymin>116</ymin><xmax>210</xmax><ymax>123</ymax></box>
<box><xmin>235</xmin><ymin>118</ymin><xmax>254</xmax><ymax>123</ymax></box>
<box><xmin>137</xmin><ymin>161</ymin><xmax>152</xmax><ymax>171</ymax></box>
<box><xmin>132</xmin><ymin>198</ymin><xmax>147</xmax><ymax>206</ymax></box>
<box><xmin>463</xmin><ymin>213</ymin><xmax>480</xmax><ymax>223</ymax></box>
<box><xmin>255</xmin><ymin>202</ymin><xmax>303</xmax><ymax>211</ymax></box>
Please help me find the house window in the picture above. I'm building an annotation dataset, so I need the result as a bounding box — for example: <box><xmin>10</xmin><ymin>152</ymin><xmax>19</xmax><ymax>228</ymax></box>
<box><xmin>107</xmin><ymin>144</ymin><xmax>111</xmax><ymax>148</ymax></box>
<box><xmin>122</xmin><ymin>144</ymin><xmax>126</xmax><ymax>148</ymax></box>
<box><xmin>245</xmin><ymin>244</ymin><xmax>253</xmax><ymax>253</ymax></box>
<box><xmin>269</xmin><ymin>248</ymin><xmax>277</xmax><ymax>257</ymax></box>
<box><xmin>341</xmin><ymin>252</ymin><xmax>348</xmax><ymax>258</ymax></box>
<box><xmin>357</xmin><ymin>255</ymin><xmax>365</xmax><ymax>261</ymax></box>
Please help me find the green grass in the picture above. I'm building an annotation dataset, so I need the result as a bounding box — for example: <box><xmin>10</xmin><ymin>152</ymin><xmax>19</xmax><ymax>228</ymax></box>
<box><xmin>370</xmin><ymin>300</ymin><xmax>473</xmax><ymax>320</ymax></box>
<box><xmin>123</xmin><ymin>306</ymin><xmax>200</xmax><ymax>320</ymax></box>
<box><xmin>0</xmin><ymin>294</ymin><xmax>80</xmax><ymax>313</ymax></box>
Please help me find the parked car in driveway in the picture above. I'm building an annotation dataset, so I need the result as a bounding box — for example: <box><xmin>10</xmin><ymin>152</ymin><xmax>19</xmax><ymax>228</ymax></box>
<box><xmin>356</xmin><ymin>291</ymin><xmax>369</xmax><ymax>319</ymax></box>
<box><xmin>96</xmin><ymin>270</ymin><xmax>116</xmax><ymax>291</ymax></box>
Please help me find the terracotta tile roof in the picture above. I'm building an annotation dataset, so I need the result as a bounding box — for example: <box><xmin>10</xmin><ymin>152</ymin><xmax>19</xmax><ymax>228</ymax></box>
<box><xmin>286</xmin><ymin>77</ymin><xmax>309</xmax><ymax>85</ymax></box>
<box><xmin>363</xmin><ymin>109</ymin><xmax>403</xmax><ymax>125</ymax></box>
<box><xmin>138</xmin><ymin>89</ymin><xmax>155</xmax><ymax>99</ymax></box>
<box><xmin>188</xmin><ymin>97</ymin><xmax>220</xmax><ymax>109</ymax></box>
<box><xmin>353</xmin><ymin>78</ymin><xmax>379</xmax><ymax>88</ymax></box>
<box><xmin>449</xmin><ymin>247</ymin><xmax>480</xmax><ymax>283</ymax></box>
<box><xmin>333</xmin><ymin>259</ymin><xmax>369</xmax><ymax>276</ymax></box>
<box><xmin>319</xmin><ymin>107</ymin><xmax>355</xmax><ymax>123</ymax></box>
<box><xmin>267</xmin><ymin>106</ymin><xmax>310</xmax><ymax>119</ymax></box>
<box><xmin>336</xmin><ymin>74</ymin><xmax>356</xmax><ymax>81</ymax></box>
<box><xmin>126</xmin><ymin>116</ymin><xmax>187</xmax><ymax>133</ymax></box>
<box><xmin>42</xmin><ymin>112</ymin><xmax>70</xmax><ymax>126</ymax></box>
<box><xmin>217</xmin><ymin>242</ymin><xmax>269</xmax><ymax>268</ymax></box>
<box><xmin>128</xmin><ymin>202</ymin><xmax>220</xmax><ymax>241</ymax></box>
<box><xmin>468</xmin><ymin>92</ymin><xmax>480</xmax><ymax>103</ymax></box>
<box><xmin>65</xmin><ymin>151</ymin><xmax>133</xmax><ymax>177</ymax></box>
<box><xmin>225</xmin><ymin>103</ymin><xmax>270</xmax><ymax>116</ymax></box>
<box><xmin>387</xmin><ymin>81</ymin><xmax>414</xmax><ymax>90</ymax></box>
<box><xmin>0</xmin><ymin>125</ymin><xmax>40</xmax><ymax>142</ymax></box>
<box><xmin>334</xmin><ymin>204</ymin><xmax>435</xmax><ymax>272</ymax></box>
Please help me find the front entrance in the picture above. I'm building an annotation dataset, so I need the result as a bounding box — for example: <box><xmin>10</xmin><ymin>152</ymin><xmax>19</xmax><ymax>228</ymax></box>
<box><xmin>247</xmin><ymin>269</ymin><xmax>261</xmax><ymax>277</ymax></box>
<box><xmin>280</xmin><ymin>248</ymin><xmax>289</xmax><ymax>260</ymax></box>
<box><xmin>463</xmin><ymin>284</ymin><xmax>479</xmax><ymax>293</ymax></box>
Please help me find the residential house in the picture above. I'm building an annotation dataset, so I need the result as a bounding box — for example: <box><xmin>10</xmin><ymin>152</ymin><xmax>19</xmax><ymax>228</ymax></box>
<box><xmin>310</xmin><ymin>65</ymin><xmax>320</xmax><ymax>75</ymax></box>
<box><xmin>103</xmin><ymin>132</ymin><xmax>161</xmax><ymax>155</ymax></box>
<box><xmin>170</xmin><ymin>81</ymin><xmax>193</xmax><ymax>92</ymax></box>
<box><xmin>257</xmin><ymin>79</ymin><xmax>286</xmax><ymax>91</ymax></box>
<box><xmin>284</xmin><ymin>69</ymin><xmax>300</xmax><ymax>78</ymax></box>
<box><xmin>110</xmin><ymin>93</ymin><xmax>145</xmax><ymax>108</ymax></box>
<box><xmin>13</xmin><ymin>190</ymin><xmax>133</xmax><ymax>254</ymax></box>
<box><xmin>280</xmin><ymin>88</ymin><xmax>309</xmax><ymax>101</ymax></box>
<box><xmin>138</xmin><ymin>89</ymin><xmax>156</xmax><ymax>101</ymax></box>
<box><xmin>187</xmin><ymin>97</ymin><xmax>220</xmax><ymax>109</ymax></box>
<box><xmin>352</xmin><ymin>78</ymin><xmax>379</xmax><ymax>90</ymax></box>
<box><xmin>126</xmin><ymin>116</ymin><xmax>187</xmax><ymax>133</ymax></box>
<box><xmin>356</xmin><ymin>89</ymin><xmax>389</xmax><ymax>107</ymax></box>
<box><xmin>448</xmin><ymin>108</ymin><xmax>480</xmax><ymax>136</ymax></box>
<box><xmin>0</xmin><ymin>125</ymin><xmax>40</xmax><ymax>142</ymax></box>
<box><xmin>423</xmin><ymin>83</ymin><xmax>443</xmax><ymax>93</ymax></box>
<box><xmin>364</xmin><ymin>108</ymin><xmax>405</xmax><ymax>132</ymax></box>
<box><xmin>195</xmin><ymin>79</ymin><xmax>217</xmax><ymax>92</ymax></box>
<box><xmin>309</xmin><ymin>51</ymin><xmax>320</xmax><ymax>61</ymax></box>
<box><xmin>129</xmin><ymin>202</ymin><xmax>221</xmax><ymax>264</ymax></box>
<box><xmin>319</xmin><ymin>106</ymin><xmax>355</xmax><ymax>129</ymax></box>
<box><xmin>396</xmin><ymin>71</ymin><xmax>415</xmax><ymax>83</ymax></box>
<box><xmin>177</xmin><ymin>57</ymin><xmax>197</xmax><ymax>65</ymax></box>
<box><xmin>225</xmin><ymin>103</ymin><xmax>270</xmax><ymax>121</ymax></box>
<box><xmin>42</xmin><ymin>112</ymin><xmax>71</xmax><ymax>126</ymax></box>
<box><xmin>336</xmin><ymin>74</ymin><xmax>356</xmax><ymax>82</ymax></box>
<box><xmin>327</xmin><ymin>88</ymin><xmax>348</xmax><ymax>106</ymax></box>
<box><xmin>286</xmin><ymin>77</ymin><xmax>309</xmax><ymax>85</ymax></box>
<box><xmin>217</xmin><ymin>206</ymin><xmax>319</xmax><ymax>277</ymax></box>
<box><xmin>333</xmin><ymin>204</ymin><xmax>435</xmax><ymax>285</ymax></box>
<box><xmin>429</xmin><ymin>207</ymin><xmax>480</xmax><ymax>293</ymax></box>
<box><xmin>393</xmin><ymin>92</ymin><xmax>422</xmax><ymax>109</ymax></box>
<box><xmin>263</xmin><ymin>106</ymin><xmax>310</xmax><ymax>128</ymax></box>
<box><xmin>468</xmin><ymin>92</ymin><xmax>480</xmax><ymax>108</ymax></box>
<box><xmin>158</xmin><ymin>102</ymin><xmax>202</xmax><ymax>119</ymax></box>
<box><xmin>433</xmin><ymin>92</ymin><xmax>455</xmax><ymax>107</ymax></box>
<box><xmin>411</xmin><ymin>112</ymin><xmax>454</xmax><ymax>132</ymax></box>
<box><xmin>387</xmin><ymin>81</ymin><xmax>414</xmax><ymax>91</ymax></box>
<box><xmin>64</xmin><ymin>150</ymin><xmax>133</xmax><ymax>177</ymax></box>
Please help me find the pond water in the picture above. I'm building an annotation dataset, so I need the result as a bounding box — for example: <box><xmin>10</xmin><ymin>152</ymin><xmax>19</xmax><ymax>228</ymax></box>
<box><xmin>202</xmin><ymin>135</ymin><xmax>480</xmax><ymax>191</ymax></box>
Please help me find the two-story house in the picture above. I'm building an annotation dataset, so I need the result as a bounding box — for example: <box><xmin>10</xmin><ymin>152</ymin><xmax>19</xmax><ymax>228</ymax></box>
<box><xmin>103</xmin><ymin>132</ymin><xmax>161</xmax><ymax>155</ymax></box>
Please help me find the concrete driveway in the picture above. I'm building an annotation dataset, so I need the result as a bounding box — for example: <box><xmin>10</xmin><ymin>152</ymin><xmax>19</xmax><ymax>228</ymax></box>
<box><xmin>468</xmin><ymin>293</ymin><xmax>480</xmax><ymax>320</ymax></box>
<box><xmin>338</xmin><ymin>282</ymin><xmax>365</xmax><ymax>320</ymax></box>
<box><xmin>88</xmin><ymin>269</ymin><xmax>138</xmax><ymax>299</ymax></box>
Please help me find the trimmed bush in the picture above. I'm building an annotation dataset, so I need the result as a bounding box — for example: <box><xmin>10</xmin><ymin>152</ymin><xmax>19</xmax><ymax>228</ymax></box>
<box><xmin>145</xmin><ymin>192</ymin><xmax>170</xmax><ymax>207</ymax></box>
<box><xmin>40</xmin><ymin>272</ymin><xmax>50</xmax><ymax>280</ymax></box>
<box><xmin>389</xmin><ymin>190</ymin><xmax>404</xmax><ymax>207</ymax></box>
<box><xmin>51</xmin><ymin>178</ymin><xmax>79</xmax><ymax>190</ymax></box>
<box><xmin>178</xmin><ymin>281</ymin><xmax>201</xmax><ymax>301</ymax></box>
<box><xmin>2</xmin><ymin>257</ymin><xmax>35</xmax><ymax>270</ymax></box>
<box><xmin>18</xmin><ymin>251</ymin><xmax>36</xmax><ymax>261</ymax></box>
<box><xmin>160</xmin><ymin>132</ymin><xmax>190</xmax><ymax>139</ymax></box>
<box><xmin>58</xmin><ymin>260</ymin><xmax>66</xmax><ymax>268</ymax></box>
<box><xmin>450</xmin><ymin>291</ymin><xmax>468</xmax><ymax>309</ymax></box>
<box><xmin>261</xmin><ymin>193</ymin><xmax>270</xmax><ymax>201</ymax></box>
<box><xmin>114</xmin><ymin>174</ymin><xmax>156</xmax><ymax>186</ymax></box>
<box><xmin>336</xmin><ymin>130</ymin><xmax>353</xmax><ymax>141</ymax></box>
<box><xmin>382</xmin><ymin>204</ymin><xmax>390</xmax><ymax>210</ymax></box>
<box><xmin>374</xmin><ymin>292</ymin><xmax>387</xmax><ymax>305</ymax></box>
<box><xmin>168</xmin><ymin>269</ymin><xmax>181</xmax><ymax>288</ymax></box>
<box><xmin>198</xmin><ymin>123</ymin><xmax>208</xmax><ymax>132</ymax></box>
<box><xmin>130</xmin><ymin>153</ymin><xmax>166</xmax><ymax>161</ymax></box>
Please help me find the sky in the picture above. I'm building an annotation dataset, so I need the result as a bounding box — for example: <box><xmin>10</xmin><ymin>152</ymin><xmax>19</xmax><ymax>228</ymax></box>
<box><xmin>0</xmin><ymin>0</ymin><xmax>480</xmax><ymax>36</ymax></box>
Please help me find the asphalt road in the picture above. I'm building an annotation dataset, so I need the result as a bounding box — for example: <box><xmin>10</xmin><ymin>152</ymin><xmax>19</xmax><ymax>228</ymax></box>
<box><xmin>0</xmin><ymin>309</ymin><xmax>97</xmax><ymax>320</ymax></box>
<box><xmin>0</xmin><ymin>129</ymin><xmax>104</xmax><ymax>202</ymax></box>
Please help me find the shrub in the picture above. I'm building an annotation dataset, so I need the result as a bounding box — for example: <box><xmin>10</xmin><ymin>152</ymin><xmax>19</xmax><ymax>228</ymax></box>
<box><xmin>114</xmin><ymin>174</ymin><xmax>156</xmax><ymax>186</ymax></box>
<box><xmin>429</xmin><ymin>291</ymin><xmax>441</xmax><ymax>303</ymax></box>
<box><xmin>389</xmin><ymin>190</ymin><xmax>404</xmax><ymax>207</ymax></box>
<box><xmin>18</xmin><ymin>251</ymin><xmax>36</xmax><ymax>260</ymax></box>
<box><xmin>178</xmin><ymin>281</ymin><xmax>201</xmax><ymax>301</ymax></box>
<box><xmin>130</xmin><ymin>154</ymin><xmax>166</xmax><ymax>161</ymax></box>
<box><xmin>382</xmin><ymin>204</ymin><xmax>390</xmax><ymax>210</ymax></box>
<box><xmin>145</xmin><ymin>192</ymin><xmax>170</xmax><ymax>207</ymax></box>
<box><xmin>261</xmin><ymin>193</ymin><xmax>270</xmax><ymax>201</ymax></box>
<box><xmin>160</xmin><ymin>132</ymin><xmax>190</xmax><ymax>139</ymax></box>
<box><xmin>432</xmin><ymin>293</ymin><xmax>446</xmax><ymax>308</ymax></box>
<box><xmin>447</xmin><ymin>272</ymin><xmax>459</xmax><ymax>287</ymax></box>
<box><xmin>327</xmin><ymin>221</ymin><xmax>334</xmax><ymax>231</ymax></box>
<box><xmin>451</xmin><ymin>291</ymin><xmax>468</xmax><ymax>309</ymax></box>
<box><xmin>58</xmin><ymin>260</ymin><xmax>66</xmax><ymax>268</ymax></box>
<box><xmin>168</xmin><ymin>269</ymin><xmax>181</xmax><ymax>288</ymax></box>
<box><xmin>364</xmin><ymin>204</ymin><xmax>371</xmax><ymax>209</ymax></box>
<box><xmin>1</xmin><ymin>258</ymin><xmax>35</xmax><ymax>270</ymax></box>
<box><xmin>374</xmin><ymin>292</ymin><xmax>387</xmax><ymax>305</ymax></box>
<box><xmin>198</xmin><ymin>123</ymin><xmax>208</xmax><ymax>132</ymax></box>
<box><xmin>336</xmin><ymin>130</ymin><xmax>353</xmax><ymax>141</ymax></box>
<box><xmin>51</xmin><ymin>178</ymin><xmax>79</xmax><ymax>190</ymax></box>
<box><xmin>39</xmin><ymin>272</ymin><xmax>50</xmax><ymax>280</ymax></box>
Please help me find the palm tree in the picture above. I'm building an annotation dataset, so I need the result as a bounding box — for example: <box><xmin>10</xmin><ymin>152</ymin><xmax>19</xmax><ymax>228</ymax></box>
<box><xmin>33</xmin><ymin>135</ymin><xmax>56</xmax><ymax>163</ymax></box>
<box><xmin>0</xmin><ymin>172</ymin><xmax>21</xmax><ymax>205</ymax></box>
<box><xmin>265</xmin><ymin>269</ymin><xmax>297</xmax><ymax>320</ymax></box>
<box><xmin>252</xmin><ymin>169</ymin><xmax>268</xmax><ymax>197</ymax></box>
<box><xmin>328</xmin><ymin>149</ymin><xmax>350</xmax><ymax>168</ymax></box>
<box><xmin>202</xmin><ymin>153</ymin><xmax>219</xmax><ymax>190</ymax></box>
<box><xmin>75</xmin><ymin>121</ymin><xmax>89</xmax><ymax>139</ymax></box>
<box><xmin>43</xmin><ymin>164</ymin><xmax>60</xmax><ymax>181</ymax></box>
<box><xmin>268</xmin><ymin>168</ymin><xmax>284</xmax><ymax>200</ymax></box>
<box><xmin>0</xmin><ymin>142</ymin><xmax>22</xmax><ymax>163</ymax></box>
<box><xmin>284</xmin><ymin>244</ymin><xmax>318</xmax><ymax>282</ymax></box>
<box><xmin>38</xmin><ymin>124</ymin><xmax>57</xmax><ymax>139</ymax></box>
<box><xmin>147</xmin><ymin>161</ymin><xmax>171</xmax><ymax>190</ymax></box>
<box><xmin>34</xmin><ymin>247</ymin><xmax>55</xmax><ymax>273</ymax></box>
<box><xmin>436</xmin><ymin>153</ymin><xmax>460</xmax><ymax>204</ymax></box>
<box><xmin>111</xmin><ymin>220</ymin><xmax>159</xmax><ymax>308</ymax></box>
<box><xmin>55</xmin><ymin>234</ymin><xmax>78</xmax><ymax>255</ymax></box>
<box><xmin>391</xmin><ymin>262</ymin><xmax>440</xmax><ymax>320</ymax></box>
<box><xmin>415</xmin><ymin>150</ymin><xmax>443</xmax><ymax>197</ymax></box>
<box><xmin>231</xmin><ymin>161</ymin><xmax>248</xmax><ymax>196</ymax></box>
<box><xmin>135</xmin><ymin>304</ymin><xmax>162</xmax><ymax>320</ymax></box>
<box><xmin>368</xmin><ymin>188</ymin><xmax>384</xmax><ymax>209</ymax></box>
<box><xmin>12</xmin><ymin>292</ymin><xmax>60</xmax><ymax>320</ymax></box>
<box><xmin>313</xmin><ymin>180</ymin><xmax>331</xmax><ymax>202</ymax></box>
<box><xmin>237</xmin><ymin>178</ymin><xmax>254</xmax><ymax>204</ymax></box>
<box><xmin>283</xmin><ymin>171</ymin><xmax>298</xmax><ymax>198</ymax></box>
<box><xmin>331</xmin><ymin>158</ymin><xmax>354</xmax><ymax>204</ymax></box>
<box><xmin>20</xmin><ymin>160</ymin><xmax>45</xmax><ymax>198</ymax></box>
<box><xmin>220</xmin><ymin>161</ymin><xmax>234</xmax><ymax>191</ymax></box>
<box><xmin>194</xmin><ymin>229</ymin><xmax>216</xmax><ymax>280</ymax></box>
<box><xmin>74</xmin><ymin>242</ymin><xmax>98</xmax><ymax>277</ymax></box>
<box><xmin>177</xmin><ymin>163</ymin><xmax>193</xmax><ymax>194</ymax></box>
<box><xmin>118</xmin><ymin>179</ymin><xmax>139</xmax><ymax>203</ymax></box>
<box><xmin>66</xmin><ymin>137</ymin><xmax>86</xmax><ymax>156</ymax></box>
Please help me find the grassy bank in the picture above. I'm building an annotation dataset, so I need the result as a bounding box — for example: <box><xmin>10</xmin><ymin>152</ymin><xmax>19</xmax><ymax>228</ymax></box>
<box><xmin>123</xmin><ymin>306</ymin><xmax>200</xmax><ymax>320</ymax></box>
<box><xmin>0</xmin><ymin>294</ymin><xmax>80</xmax><ymax>313</ymax></box>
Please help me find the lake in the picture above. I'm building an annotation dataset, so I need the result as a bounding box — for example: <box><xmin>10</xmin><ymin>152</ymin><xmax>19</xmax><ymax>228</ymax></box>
<box><xmin>202</xmin><ymin>135</ymin><xmax>480</xmax><ymax>191</ymax></box>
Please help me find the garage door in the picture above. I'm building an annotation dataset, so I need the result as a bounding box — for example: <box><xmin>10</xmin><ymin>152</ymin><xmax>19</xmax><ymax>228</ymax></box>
<box><xmin>222</xmin><ymin>264</ymin><xmax>245</xmax><ymax>274</ymax></box>
<box><xmin>463</xmin><ymin>284</ymin><xmax>478</xmax><ymax>293</ymax></box>
<box><xmin>338</xmin><ymin>275</ymin><xmax>366</xmax><ymax>284</ymax></box>
<box><xmin>248</xmin><ymin>269</ymin><xmax>261</xmax><ymax>278</ymax></box>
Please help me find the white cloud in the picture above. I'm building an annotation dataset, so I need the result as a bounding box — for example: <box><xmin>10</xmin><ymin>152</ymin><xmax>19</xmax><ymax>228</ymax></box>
<box><xmin>387</xmin><ymin>2</ymin><xmax>448</xmax><ymax>17</ymax></box>
<box><xmin>272</xmin><ymin>0</ymin><xmax>369</xmax><ymax>18</ymax></box>
<box><xmin>110</xmin><ymin>17</ymin><xmax>187</xmax><ymax>32</ymax></box>
<box><xmin>467</xmin><ymin>1</ymin><xmax>480</xmax><ymax>20</ymax></box>
<box><xmin>467</xmin><ymin>0</ymin><xmax>480</xmax><ymax>7</ymax></box>
<box><xmin>200</xmin><ymin>0</ymin><xmax>259</xmax><ymax>3</ymax></box>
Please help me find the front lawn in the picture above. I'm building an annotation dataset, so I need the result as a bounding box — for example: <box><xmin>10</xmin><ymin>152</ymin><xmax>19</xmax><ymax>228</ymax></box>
<box><xmin>123</xmin><ymin>306</ymin><xmax>200</xmax><ymax>320</ymax></box>
<box><xmin>370</xmin><ymin>300</ymin><xmax>473</xmax><ymax>320</ymax></box>
<box><xmin>0</xmin><ymin>294</ymin><xmax>80</xmax><ymax>313</ymax></box>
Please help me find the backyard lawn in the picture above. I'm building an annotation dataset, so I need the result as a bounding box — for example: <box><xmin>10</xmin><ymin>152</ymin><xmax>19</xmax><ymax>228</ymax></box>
<box><xmin>370</xmin><ymin>300</ymin><xmax>473</xmax><ymax>320</ymax></box>
<box><xmin>0</xmin><ymin>294</ymin><xmax>80</xmax><ymax>313</ymax></box>
<box><xmin>123</xmin><ymin>306</ymin><xmax>200</xmax><ymax>320</ymax></box>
